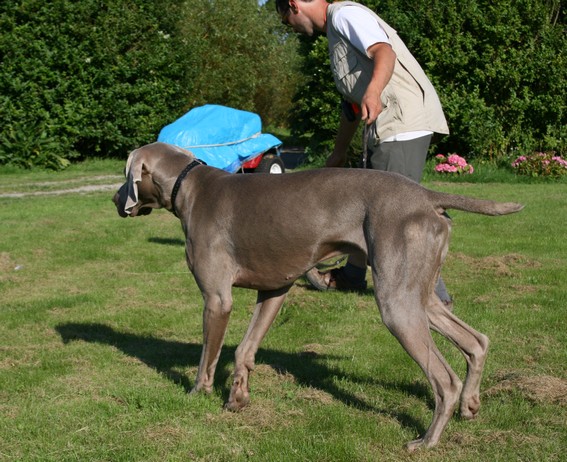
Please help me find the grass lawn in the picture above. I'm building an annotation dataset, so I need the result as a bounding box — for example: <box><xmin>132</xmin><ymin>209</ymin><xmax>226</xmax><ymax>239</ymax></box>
<box><xmin>1</xmin><ymin>160</ymin><xmax>565</xmax><ymax>461</ymax></box>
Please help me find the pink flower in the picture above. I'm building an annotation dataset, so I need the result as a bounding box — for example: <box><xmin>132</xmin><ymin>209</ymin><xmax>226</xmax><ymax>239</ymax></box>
<box><xmin>434</xmin><ymin>153</ymin><xmax>473</xmax><ymax>174</ymax></box>
<box><xmin>435</xmin><ymin>163</ymin><xmax>458</xmax><ymax>173</ymax></box>
<box><xmin>512</xmin><ymin>156</ymin><xmax>527</xmax><ymax>168</ymax></box>
<box><xmin>447</xmin><ymin>154</ymin><xmax>468</xmax><ymax>168</ymax></box>
<box><xmin>512</xmin><ymin>151</ymin><xmax>567</xmax><ymax>177</ymax></box>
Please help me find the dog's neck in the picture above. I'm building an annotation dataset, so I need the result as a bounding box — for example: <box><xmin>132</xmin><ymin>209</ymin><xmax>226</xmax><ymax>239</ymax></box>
<box><xmin>170</xmin><ymin>159</ymin><xmax>206</xmax><ymax>217</ymax></box>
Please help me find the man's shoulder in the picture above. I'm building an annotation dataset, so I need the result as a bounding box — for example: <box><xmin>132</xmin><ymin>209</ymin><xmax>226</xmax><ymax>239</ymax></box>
<box><xmin>330</xmin><ymin>2</ymin><xmax>379</xmax><ymax>28</ymax></box>
<box><xmin>329</xmin><ymin>2</ymin><xmax>389</xmax><ymax>49</ymax></box>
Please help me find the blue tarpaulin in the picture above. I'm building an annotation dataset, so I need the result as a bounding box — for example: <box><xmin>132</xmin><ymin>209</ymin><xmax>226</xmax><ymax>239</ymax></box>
<box><xmin>158</xmin><ymin>105</ymin><xmax>282</xmax><ymax>173</ymax></box>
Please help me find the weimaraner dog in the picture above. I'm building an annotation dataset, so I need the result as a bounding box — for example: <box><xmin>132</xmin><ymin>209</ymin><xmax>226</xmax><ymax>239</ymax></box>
<box><xmin>113</xmin><ymin>142</ymin><xmax>523</xmax><ymax>450</ymax></box>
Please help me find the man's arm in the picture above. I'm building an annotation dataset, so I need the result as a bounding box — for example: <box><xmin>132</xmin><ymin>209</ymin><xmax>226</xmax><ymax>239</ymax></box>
<box><xmin>326</xmin><ymin>108</ymin><xmax>360</xmax><ymax>167</ymax></box>
<box><xmin>360</xmin><ymin>42</ymin><xmax>396</xmax><ymax>125</ymax></box>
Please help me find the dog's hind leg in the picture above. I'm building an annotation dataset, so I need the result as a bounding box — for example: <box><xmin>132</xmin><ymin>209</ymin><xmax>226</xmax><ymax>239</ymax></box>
<box><xmin>374</xmin><ymin>287</ymin><xmax>463</xmax><ymax>451</ymax></box>
<box><xmin>225</xmin><ymin>286</ymin><xmax>290</xmax><ymax>411</ymax></box>
<box><xmin>369</xmin><ymin>218</ymin><xmax>461</xmax><ymax>451</ymax></box>
<box><xmin>191</xmin><ymin>291</ymin><xmax>234</xmax><ymax>395</ymax></box>
<box><xmin>425</xmin><ymin>298</ymin><xmax>489</xmax><ymax>420</ymax></box>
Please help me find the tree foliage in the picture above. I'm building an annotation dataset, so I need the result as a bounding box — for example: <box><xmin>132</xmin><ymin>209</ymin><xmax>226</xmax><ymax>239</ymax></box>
<box><xmin>1</xmin><ymin>0</ymin><xmax>185</xmax><ymax>168</ymax></box>
<box><xmin>289</xmin><ymin>35</ymin><xmax>343</xmax><ymax>162</ymax></box>
<box><xmin>289</xmin><ymin>0</ymin><xmax>566</xmax><ymax>161</ymax></box>
<box><xmin>0</xmin><ymin>0</ymin><xmax>301</xmax><ymax>168</ymax></box>
<box><xmin>180</xmin><ymin>0</ymin><xmax>302</xmax><ymax>126</ymax></box>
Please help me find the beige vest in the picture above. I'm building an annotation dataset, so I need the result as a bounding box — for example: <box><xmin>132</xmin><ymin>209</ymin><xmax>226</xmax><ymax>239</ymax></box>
<box><xmin>326</xmin><ymin>2</ymin><xmax>449</xmax><ymax>141</ymax></box>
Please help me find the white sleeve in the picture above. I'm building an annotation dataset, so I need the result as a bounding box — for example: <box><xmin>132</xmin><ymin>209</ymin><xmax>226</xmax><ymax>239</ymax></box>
<box><xmin>332</xmin><ymin>6</ymin><xmax>391</xmax><ymax>57</ymax></box>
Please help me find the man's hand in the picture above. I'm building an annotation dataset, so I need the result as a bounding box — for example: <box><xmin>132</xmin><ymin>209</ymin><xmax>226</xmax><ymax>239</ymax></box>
<box><xmin>360</xmin><ymin>86</ymin><xmax>383</xmax><ymax>126</ymax></box>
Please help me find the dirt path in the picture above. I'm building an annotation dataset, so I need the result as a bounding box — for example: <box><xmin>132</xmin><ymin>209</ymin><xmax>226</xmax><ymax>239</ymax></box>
<box><xmin>0</xmin><ymin>175</ymin><xmax>123</xmax><ymax>198</ymax></box>
<box><xmin>1</xmin><ymin>150</ymin><xmax>307</xmax><ymax>199</ymax></box>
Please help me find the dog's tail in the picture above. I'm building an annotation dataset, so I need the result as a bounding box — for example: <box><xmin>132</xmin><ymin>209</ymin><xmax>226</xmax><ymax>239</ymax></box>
<box><xmin>429</xmin><ymin>191</ymin><xmax>524</xmax><ymax>216</ymax></box>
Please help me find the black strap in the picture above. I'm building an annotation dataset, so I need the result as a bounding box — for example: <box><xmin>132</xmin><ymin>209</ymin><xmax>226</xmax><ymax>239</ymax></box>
<box><xmin>362</xmin><ymin>123</ymin><xmax>370</xmax><ymax>168</ymax></box>
<box><xmin>170</xmin><ymin>159</ymin><xmax>206</xmax><ymax>217</ymax></box>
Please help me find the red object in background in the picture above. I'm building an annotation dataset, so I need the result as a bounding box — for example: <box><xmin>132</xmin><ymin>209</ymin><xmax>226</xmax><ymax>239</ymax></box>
<box><xmin>241</xmin><ymin>156</ymin><xmax>263</xmax><ymax>169</ymax></box>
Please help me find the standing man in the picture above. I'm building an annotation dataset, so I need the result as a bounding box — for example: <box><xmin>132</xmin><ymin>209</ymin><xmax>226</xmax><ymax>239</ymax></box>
<box><xmin>276</xmin><ymin>0</ymin><xmax>451</xmax><ymax>306</ymax></box>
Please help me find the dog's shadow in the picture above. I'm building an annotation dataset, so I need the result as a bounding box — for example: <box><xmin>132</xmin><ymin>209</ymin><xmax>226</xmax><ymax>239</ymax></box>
<box><xmin>55</xmin><ymin>322</ymin><xmax>430</xmax><ymax>435</ymax></box>
<box><xmin>148</xmin><ymin>237</ymin><xmax>185</xmax><ymax>247</ymax></box>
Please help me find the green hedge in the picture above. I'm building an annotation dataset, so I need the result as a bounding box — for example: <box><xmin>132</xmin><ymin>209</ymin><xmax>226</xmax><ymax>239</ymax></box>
<box><xmin>0</xmin><ymin>0</ymin><xmax>189</xmax><ymax>168</ymax></box>
<box><xmin>0</xmin><ymin>0</ymin><xmax>300</xmax><ymax>169</ymax></box>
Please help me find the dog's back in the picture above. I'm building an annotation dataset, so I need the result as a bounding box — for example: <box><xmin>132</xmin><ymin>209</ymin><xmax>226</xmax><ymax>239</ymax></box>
<box><xmin>196</xmin><ymin>167</ymin><xmax>523</xmax><ymax>218</ymax></box>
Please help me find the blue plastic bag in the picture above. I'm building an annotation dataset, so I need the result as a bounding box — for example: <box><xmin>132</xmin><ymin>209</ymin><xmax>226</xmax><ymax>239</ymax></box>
<box><xmin>158</xmin><ymin>105</ymin><xmax>282</xmax><ymax>173</ymax></box>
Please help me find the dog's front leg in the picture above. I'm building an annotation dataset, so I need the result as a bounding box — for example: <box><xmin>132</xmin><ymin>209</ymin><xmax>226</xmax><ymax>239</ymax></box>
<box><xmin>225</xmin><ymin>287</ymin><xmax>290</xmax><ymax>411</ymax></box>
<box><xmin>191</xmin><ymin>292</ymin><xmax>233</xmax><ymax>395</ymax></box>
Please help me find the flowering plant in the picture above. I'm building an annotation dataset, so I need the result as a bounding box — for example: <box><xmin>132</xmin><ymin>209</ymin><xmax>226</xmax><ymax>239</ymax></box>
<box><xmin>511</xmin><ymin>151</ymin><xmax>567</xmax><ymax>178</ymax></box>
<box><xmin>434</xmin><ymin>154</ymin><xmax>474</xmax><ymax>174</ymax></box>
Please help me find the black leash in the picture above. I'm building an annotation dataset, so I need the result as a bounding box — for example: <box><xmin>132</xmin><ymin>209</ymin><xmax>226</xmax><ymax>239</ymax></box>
<box><xmin>170</xmin><ymin>159</ymin><xmax>206</xmax><ymax>217</ymax></box>
<box><xmin>362</xmin><ymin>123</ymin><xmax>370</xmax><ymax>168</ymax></box>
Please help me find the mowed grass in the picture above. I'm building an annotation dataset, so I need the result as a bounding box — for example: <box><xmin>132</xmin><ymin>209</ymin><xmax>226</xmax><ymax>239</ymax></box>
<box><xmin>1</xmin><ymin>163</ymin><xmax>566</xmax><ymax>461</ymax></box>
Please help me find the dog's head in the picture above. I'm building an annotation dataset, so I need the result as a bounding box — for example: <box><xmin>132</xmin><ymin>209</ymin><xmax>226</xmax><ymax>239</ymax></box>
<box><xmin>112</xmin><ymin>142</ymin><xmax>195</xmax><ymax>218</ymax></box>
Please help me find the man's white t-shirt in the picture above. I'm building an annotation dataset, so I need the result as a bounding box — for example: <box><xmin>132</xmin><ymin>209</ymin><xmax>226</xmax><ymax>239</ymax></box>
<box><xmin>332</xmin><ymin>6</ymin><xmax>433</xmax><ymax>143</ymax></box>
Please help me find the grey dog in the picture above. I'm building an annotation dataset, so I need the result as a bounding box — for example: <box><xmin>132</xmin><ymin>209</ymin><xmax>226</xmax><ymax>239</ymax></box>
<box><xmin>113</xmin><ymin>142</ymin><xmax>523</xmax><ymax>450</ymax></box>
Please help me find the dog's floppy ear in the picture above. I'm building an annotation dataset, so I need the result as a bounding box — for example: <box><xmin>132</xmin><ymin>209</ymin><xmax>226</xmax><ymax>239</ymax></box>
<box><xmin>123</xmin><ymin>149</ymin><xmax>145</xmax><ymax>215</ymax></box>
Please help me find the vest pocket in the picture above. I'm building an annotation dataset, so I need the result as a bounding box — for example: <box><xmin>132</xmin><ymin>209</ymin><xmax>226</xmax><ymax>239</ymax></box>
<box><xmin>330</xmin><ymin>42</ymin><xmax>359</xmax><ymax>79</ymax></box>
<box><xmin>330</xmin><ymin>42</ymin><xmax>365</xmax><ymax>101</ymax></box>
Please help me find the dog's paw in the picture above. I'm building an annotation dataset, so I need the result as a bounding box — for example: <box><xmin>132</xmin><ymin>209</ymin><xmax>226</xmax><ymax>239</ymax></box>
<box><xmin>406</xmin><ymin>437</ymin><xmax>426</xmax><ymax>452</ymax></box>
<box><xmin>189</xmin><ymin>384</ymin><xmax>213</xmax><ymax>395</ymax></box>
<box><xmin>225</xmin><ymin>378</ymin><xmax>251</xmax><ymax>411</ymax></box>
<box><xmin>225</xmin><ymin>392</ymin><xmax>250</xmax><ymax>412</ymax></box>
<box><xmin>460</xmin><ymin>396</ymin><xmax>480</xmax><ymax>420</ymax></box>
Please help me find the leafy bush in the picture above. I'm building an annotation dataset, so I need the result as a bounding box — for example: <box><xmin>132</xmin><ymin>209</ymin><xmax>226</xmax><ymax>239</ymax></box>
<box><xmin>511</xmin><ymin>151</ymin><xmax>567</xmax><ymax>178</ymax></box>
<box><xmin>0</xmin><ymin>1</ymin><xmax>193</xmax><ymax>167</ymax></box>
<box><xmin>388</xmin><ymin>0</ymin><xmax>566</xmax><ymax>160</ymax></box>
<box><xmin>434</xmin><ymin>153</ymin><xmax>474</xmax><ymax>174</ymax></box>
<box><xmin>288</xmin><ymin>36</ymin><xmax>343</xmax><ymax>163</ymax></box>
<box><xmin>0</xmin><ymin>0</ymin><xmax>301</xmax><ymax>169</ymax></box>
<box><xmin>0</xmin><ymin>121</ymin><xmax>70</xmax><ymax>170</ymax></box>
<box><xmin>179</xmin><ymin>0</ymin><xmax>302</xmax><ymax>128</ymax></box>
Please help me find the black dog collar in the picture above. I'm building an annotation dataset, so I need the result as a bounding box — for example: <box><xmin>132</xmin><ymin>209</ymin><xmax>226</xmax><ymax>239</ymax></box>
<box><xmin>170</xmin><ymin>159</ymin><xmax>206</xmax><ymax>217</ymax></box>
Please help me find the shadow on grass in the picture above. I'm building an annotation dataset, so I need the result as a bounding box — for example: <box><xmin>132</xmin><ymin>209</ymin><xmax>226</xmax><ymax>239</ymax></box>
<box><xmin>56</xmin><ymin>322</ymin><xmax>430</xmax><ymax>435</ymax></box>
<box><xmin>148</xmin><ymin>237</ymin><xmax>185</xmax><ymax>247</ymax></box>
